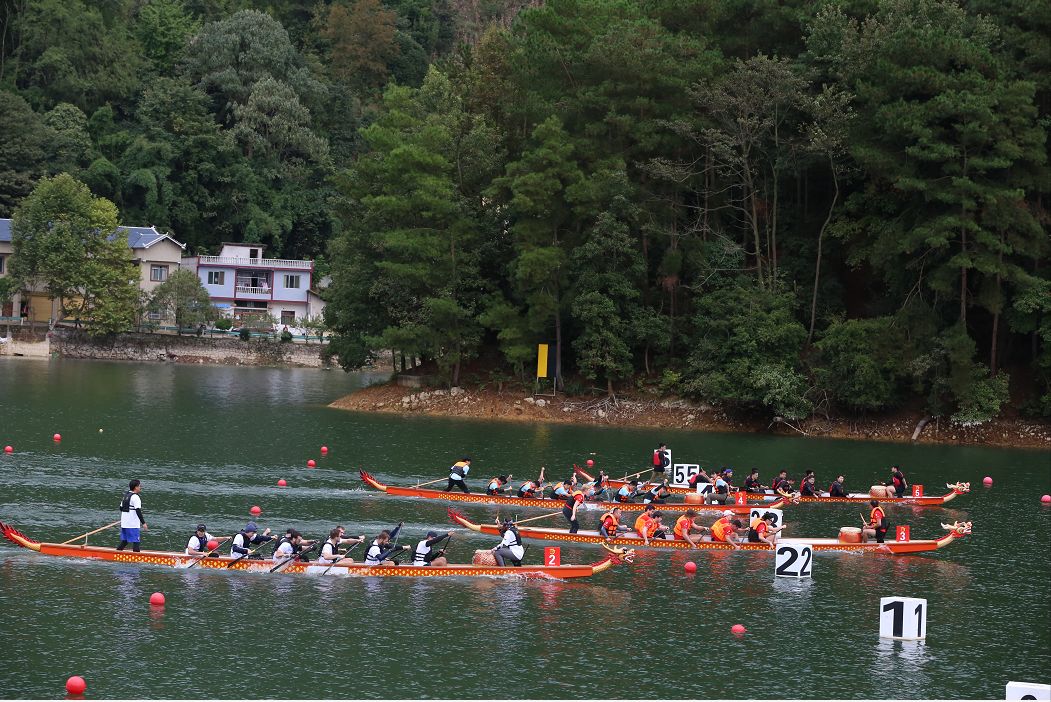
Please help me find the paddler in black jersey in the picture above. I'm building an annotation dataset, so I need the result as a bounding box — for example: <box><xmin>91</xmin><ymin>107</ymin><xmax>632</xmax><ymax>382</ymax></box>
<box><xmin>800</xmin><ymin>475</ymin><xmax>820</xmax><ymax>497</ymax></box>
<box><xmin>743</xmin><ymin>469</ymin><xmax>766</xmax><ymax>493</ymax></box>
<box><xmin>829</xmin><ymin>475</ymin><xmax>847</xmax><ymax>497</ymax></box>
<box><xmin>888</xmin><ymin>466</ymin><xmax>908</xmax><ymax>498</ymax></box>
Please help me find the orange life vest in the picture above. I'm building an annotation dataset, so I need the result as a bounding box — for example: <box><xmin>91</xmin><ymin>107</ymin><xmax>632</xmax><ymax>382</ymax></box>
<box><xmin>572</xmin><ymin>490</ymin><xmax>584</xmax><ymax>503</ymax></box>
<box><xmin>599</xmin><ymin>511</ymin><xmax>619</xmax><ymax>536</ymax></box>
<box><xmin>711</xmin><ymin>516</ymin><xmax>732</xmax><ymax>542</ymax></box>
<box><xmin>674</xmin><ymin>515</ymin><xmax>693</xmax><ymax>539</ymax></box>
<box><xmin>633</xmin><ymin>513</ymin><xmax>653</xmax><ymax>535</ymax></box>
<box><xmin>870</xmin><ymin>507</ymin><xmax>886</xmax><ymax>528</ymax></box>
<box><xmin>750</xmin><ymin>516</ymin><xmax>763</xmax><ymax>529</ymax></box>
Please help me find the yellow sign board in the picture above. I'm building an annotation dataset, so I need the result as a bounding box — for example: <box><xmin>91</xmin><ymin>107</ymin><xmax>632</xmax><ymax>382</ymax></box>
<box><xmin>536</xmin><ymin>344</ymin><xmax>549</xmax><ymax>378</ymax></box>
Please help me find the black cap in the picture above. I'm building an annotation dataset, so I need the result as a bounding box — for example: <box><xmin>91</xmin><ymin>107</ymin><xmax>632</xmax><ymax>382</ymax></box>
<box><xmin>196</xmin><ymin>523</ymin><xmax>207</xmax><ymax>532</ymax></box>
<box><xmin>426</xmin><ymin>530</ymin><xmax>438</xmax><ymax>538</ymax></box>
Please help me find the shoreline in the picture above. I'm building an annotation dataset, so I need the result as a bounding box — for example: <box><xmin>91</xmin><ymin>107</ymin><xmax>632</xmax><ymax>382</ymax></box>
<box><xmin>330</xmin><ymin>383</ymin><xmax>1051</xmax><ymax>450</ymax></box>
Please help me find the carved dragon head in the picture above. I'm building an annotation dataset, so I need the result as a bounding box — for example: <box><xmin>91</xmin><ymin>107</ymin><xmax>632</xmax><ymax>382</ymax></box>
<box><xmin>946</xmin><ymin>481</ymin><xmax>971</xmax><ymax>494</ymax></box>
<box><xmin>941</xmin><ymin>521</ymin><xmax>973</xmax><ymax>537</ymax></box>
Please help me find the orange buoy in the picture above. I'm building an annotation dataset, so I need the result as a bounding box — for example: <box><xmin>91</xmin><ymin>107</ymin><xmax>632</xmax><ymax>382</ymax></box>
<box><xmin>838</xmin><ymin>527</ymin><xmax>862</xmax><ymax>544</ymax></box>
<box><xmin>307</xmin><ymin>459</ymin><xmax>316</xmax><ymax>468</ymax></box>
<box><xmin>53</xmin><ymin>433</ymin><xmax>62</xmax><ymax>442</ymax></box>
<box><xmin>983</xmin><ymin>476</ymin><xmax>993</xmax><ymax>486</ymax></box>
<box><xmin>149</xmin><ymin>592</ymin><xmax>165</xmax><ymax>606</ymax></box>
<box><xmin>3</xmin><ymin>445</ymin><xmax>11</xmax><ymax>453</ymax></box>
<box><xmin>1042</xmin><ymin>495</ymin><xmax>1051</xmax><ymax>504</ymax></box>
<box><xmin>586</xmin><ymin>459</ymin><xmax>594</xmax><ymax>467</ymax></box>
<box><xmin>277</xmin><ymin>479</ymin><xmax>287</xmax><ymax>487</ymax></box>
<box><xmin>65</xmin><ymin>676</ymin><xmax>86</xmax><ymax>695</ymax></box>
<box><xmin>321</xmin><ymin>446</ymin><xmax>328</xmax><ymax>455</ymax></box>
<box><xmin>731</xmin><ymin>624</ymin><xmax>746</xmax><ymax>634</ymax></box>
<box><xmin>684</xmin><ymin>561</ymin><xmax>697</xmax><ymax>573</ymax></box>
<box><xmin>250</xmin><ymin>505</ymin><xmax>262</xmax><ymax>515</ymax></box>
<box><xmin>206</xmin><ymin>539</ymin><xmax>219</xmax><ymax>551</ymax></box>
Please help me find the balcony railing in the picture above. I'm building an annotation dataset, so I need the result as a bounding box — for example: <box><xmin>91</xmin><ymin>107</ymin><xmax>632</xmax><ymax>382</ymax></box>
<box><xmin>198</xmin><ymin>255</ymin><xmax>312</xmax><ymax>270</ymax></box>
<box><xmin>235</xmin><ymin>285</ymin><xmax>270</xmax><ymax>295</ymax></box>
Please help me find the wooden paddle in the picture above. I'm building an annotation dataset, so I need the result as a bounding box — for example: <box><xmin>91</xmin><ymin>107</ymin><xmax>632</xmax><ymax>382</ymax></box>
<box><xmin>225</xmin><ymin>537</ymin><xmax>274</xmax><ymax>568</ymax></box>
<box><xmin>415</xmin><ymin>477</ymin><xmax>447</xmax><ymax>488</ymax></box>
<box><xmin>618</xmin><ymin>469</ymin><xmax>647</xmax><ymax>482</ymax></box>
<box><xmin>185</xmin><ymin>537</ymin><xmax>230</xmax><ymax>568</ymax></box>
<box><xmin>268</xmin><ymin>542</ymin><xmax>320</xmax><ymax>573</ymax></box>
<box><xmin>61</xmin><ymin>521</ymin><xmax>120</xmax><ymax>545</ymax></box>
<box><xmin>512</xmin><ymin>510</ymin><xmax>563</xmax><ymax>526</ymax></box>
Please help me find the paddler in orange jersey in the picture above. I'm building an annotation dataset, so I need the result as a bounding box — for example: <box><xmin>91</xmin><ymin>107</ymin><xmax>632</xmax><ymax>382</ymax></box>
<box><xmin>862</xmin><ymin>499</ymin><xmax>888</xmax><ymax>543</ymax></box>
<box><xmin>486</xmin><ymin>474</ymin><xmax>513</xmax><ymax>496</ymax></box>
<box><xmin>635</xmin><ymin>510</ymin><xmax>668</xmax><ymax>545</ymax></box>
<box><xmin>748</xmin><ymin>511</ymin><xmax>784</xmax><ymax>546</ymax></box>
<box><xmin>709</xmin><ymin>510</ymin><xmax>743</xmax><ymax>550</ymax></box>
<box><xmin>517</xmin><ymin>467</ymin><xmax>545</xmax><ymax>498</ymax></box>
<box><xmin>599</xmin><ymin>507</ymin><xmax>628</xmax><ymax>538</ymax></box>
<box><xmin>673</xmin><ymin>509</ymin><xmax>710</xmax><ymax>547</ymax></box>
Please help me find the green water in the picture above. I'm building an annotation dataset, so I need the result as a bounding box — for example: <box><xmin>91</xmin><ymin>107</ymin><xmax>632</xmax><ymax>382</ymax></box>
<box><xmin>0</xmin><ymin>359</ymin><xmax>1048</xmax><ymax>700</ymax></box>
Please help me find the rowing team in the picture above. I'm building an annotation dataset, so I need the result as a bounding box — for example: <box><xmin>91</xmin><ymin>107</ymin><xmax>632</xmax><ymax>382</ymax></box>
<box><xmin>183</xmin><ymin>522</ymin><xmax>455</xmax><ymax>567</ymax></box>
<box><xmin>593</xmin><ymin>506</ymin><xmax>782</xmax><ymax>550</ymax></box>
<box><xmin>448</xmin><ymin>461</ymin><xmax>670</xmax><ymax>504</ymax></box>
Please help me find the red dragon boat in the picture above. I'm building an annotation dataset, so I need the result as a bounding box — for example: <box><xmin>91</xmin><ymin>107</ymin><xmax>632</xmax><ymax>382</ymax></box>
<box><xmin>574</xmin><ymin>467</ymin><xmax>971</xmax><ymax>506</ymax></box>
<box><xmin>448</xmin><ymin>508</ymin><xmax>973</xmax><ymax>555</ymax></box>
<box><xmin>359</xmin><ymin>471</ymin><xmax>781</xmax><ymax>514</ymax></box>
<box><xmin>0</xmin><ymin>521</ymin><xmax>620</xmax><ymax>579</ymax></box>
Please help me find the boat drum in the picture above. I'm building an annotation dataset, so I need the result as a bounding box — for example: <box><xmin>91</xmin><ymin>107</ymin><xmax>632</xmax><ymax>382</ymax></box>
<box><xmin>870</xmin><ymin>485</ymin><xmax>889</xmax><ymax>498</ymax></box>
<box><xmin>684</xmin><ymin>493</ymin><xmax>705</xmax><ymax>504</ymax></box>
<box><xmin>472</xmin><ymin>549</ymin><xmax>497</xmax><ymax>566</ymax></box>
<box><xmin>838</xmin><ymin>527</ymin><xmax>863</xmax><ymax>544</ymax></box>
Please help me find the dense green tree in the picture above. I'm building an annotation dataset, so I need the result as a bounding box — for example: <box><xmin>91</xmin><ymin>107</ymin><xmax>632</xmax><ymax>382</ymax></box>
<box><xmin>0</xmin><ymin>91</ymin><xmax>50</xmax><ymax>216</ymax></box>
<box><xmin>150</xmin><ymin>268</ymin><xmax>217</xmax><ymax>332</ymax></box>
<box><xmin>135</xmin><ymin>0</ymin><xmax>200</xmax><ymax>75</ymax></box>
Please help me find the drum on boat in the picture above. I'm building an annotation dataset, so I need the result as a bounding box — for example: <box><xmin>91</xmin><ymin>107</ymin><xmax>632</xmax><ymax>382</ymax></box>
<box><xmin>870</xmin><ymin>485</ymin><xmax>888</xmax><ymax>498</ymax></box>
<box><xmin>684</xmin><ymin>493</ymin><xmax>705</xmax><ymax>504</ymax></box>
<box><xmin>472</xmin><ymin>549</ymin><xmax>498</xmax><ymax>566</ymax></box>
<box><xmin>838</xmin><ymin>527</ymin><xmax>862</xmax><ymax>543</ymax></box>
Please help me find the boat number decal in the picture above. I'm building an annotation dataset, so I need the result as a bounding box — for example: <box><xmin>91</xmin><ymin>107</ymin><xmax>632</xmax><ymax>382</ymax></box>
<box><xmin>671</xmin><ymin>463</ymin><xmax>699</xmax><ymax>488</ymax></box>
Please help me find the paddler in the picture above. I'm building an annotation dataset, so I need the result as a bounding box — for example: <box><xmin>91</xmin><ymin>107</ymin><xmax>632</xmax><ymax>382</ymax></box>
<box><xmin>185</xmin><ymin>523</ymin><xmax>220</xmax><ymax>556</ymax></box>
<box><xmin>550</xmin><ymin>475</ymin><xmax>577</xmax><ymax>500</ymax></box>
<box><xmin>230</xmin><ymin>522</ymin><xmax>274</xmax><ymax>559</ymax></box>
<box><xmin>445</xmin><ymin>457</ymin><xmax>472</xmax><ymax>494</ymax></box>
<box><xmin>518</xmin><ymin>468</ymin><xmax>546</xmax><ymax>498</ymax></box>
<box><xmin>704</xmin><ymin>469</ymin><xmax>734</xmax><ymax>505</ymax></box>
<box><xmin>888</xmin><ymin>466</ymin><xmax>908</xmax><ymax>498</ymax></box>
<box><xmin>829</xmin><ymin>475</ymin><xmax>847</xmax><ymax>497</ymax></box>
<box><xmin>743</xmin><ymin>469</ymin><xmax>766</xmax><ymax>494</ymax></box>
<box><xmin>800</xmin><ymin>475</ymin><xmax>820</xmax><ymax>497</ymax></box>
<box><xmin>317</xmin><ymin>527</ymin><xmax>365</xmax><ymax>565</ymax></box>
<box><xmin>642</xmin><ymin>479</ymin><xmax>671</xmax><ymax>504</ymax></box>
<box><xmin>274</xmin><ymin>527</ymin><xmax>318</xmax><ymax>561</ymax></box>
<box><xmin>687</xmin><ymin>466</ymin><xmax>713</xmax><ymax>490</ymax></box>
<box><xmin>772</xmin><ymin>470</ymin><xmax>796</xmax><ymax>499</ymax></box>
<box><xmin>673</xmin><ymin>509</ymin><xmax>710</xmax><ymax>547</ymax></box>
<box><xmin>365</xmin><ymin>529</ymin><xmax>411</xmax><ymax>565</ymax></box>
<box><xmin>862</xmin><ymin>500</ymin><xmax>888</xmax><ymax>543</ymax></box>
<box><xmin>633</xmin><ymin>504</ymin><xmax>657</xmax><ymax>544</ymax></box>
<box><xmin>563</xmin><ymin>489</ymin><xmax>585</xmax><ymax>533</ymax></box>
<box><xmin>491</xmin><ymin>518</ymin><xmax>524</xmax><ymax>567</ymax></box>
<box><xmin>486</xmin><ymin>475</ymin><xmax>512</xmax><ymax>496</ymax></box>
<box><xmin>599</xmin><ymin>507</ymin><xmax>628</xmax><ymax>538</ymax></box>
<box><xmin>413</xmin><ymin>530</ymin><xmax>451</xmax><ymax>567</ymax></box>
<box><xmin>616</xmin><ymin>479</ymin><xmax>642</xmax><ymax>503</ymax></box>
<box><xmin>272</xmin><ymin>529</ymin><xmax>312</xmax><ymax>564</ymax></box>
<box><xmin>748</xmin><ymin>512</ymin><xmax>783</xmax><ymax>546</ymax></box>
<box><xmin>710</xmin><ymin>510</ymin><xmax>743</xmax><ymax>550</ymax></box>
<box><xmin>581</xmin><ymin>470</ymin><xmax>611</xmax><ymax>501</ymax></box>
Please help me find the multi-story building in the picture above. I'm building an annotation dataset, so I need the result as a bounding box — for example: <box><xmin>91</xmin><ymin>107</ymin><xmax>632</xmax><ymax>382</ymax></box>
<box><xmin>0</xmin><ymin>218</ymin><xmax>185</xmax><ymax>323</ymax></box>
<box><xmin>182</xmin><ymin>243</ymin><xmax>325</xmax><ymax>326</ymax></box>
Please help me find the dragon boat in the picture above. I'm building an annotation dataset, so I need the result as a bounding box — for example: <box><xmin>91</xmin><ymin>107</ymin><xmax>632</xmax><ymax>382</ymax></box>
<box><xmin>359</xmin><ymin>471</ymin><xmax>782</xmax><ymax>514</ymax></box>
<box><xmin>448</xmin><ymin>509</ymin><xmax>973</xmax><ymax>555</ymax></box>
<box><xmin>574</xmin><ymin>467</ymin><xmax>971</xmax><ymax>506</ymax></box>
<box><xmin>0</xmin><ymin>521</ymin><xmax>621</xmax><ymax>579</ymax></box>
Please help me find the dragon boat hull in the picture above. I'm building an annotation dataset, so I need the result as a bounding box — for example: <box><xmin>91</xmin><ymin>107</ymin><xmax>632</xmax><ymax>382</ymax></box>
<box><xmin>359</xmin><ymin>472</ymin><xmax>779</xmax><ymax>514</ymax></box>
<box><xmin>447</xmin><ymin>509</ymin><xmax>971</xmax><ymax>555</ymax></box>
<box><xmin>573</xmin><ymin>468</ymin><xmax>970</xmax><ymax>505</ymax></box>
<box><xmin>0</xmin><ymin>521</ymin><xmax>616</xmax><ymax>579</ymax></box>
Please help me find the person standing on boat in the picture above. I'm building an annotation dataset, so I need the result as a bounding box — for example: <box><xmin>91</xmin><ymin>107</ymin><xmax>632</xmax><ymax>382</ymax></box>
<box><xmin>486</xmin><ymin>475</ymin><xmax>512</xmax><ymax>496</ymax></box>
<box><xmin>185</xmin><ymin>524</ymin><xmax>217</xmax><ymax>556</ymax></box>
<box><xmin>117</xmin><ymin>479</ymin><xmax>147</xmax><ymax>552</ymax></box>
<box><xmin>651</xmin><ymin>443</ymin><xmax>670</xmax><ymax>482</ymax></box>
<box><xmin>674</xmin><ymin>510</ymin><xmax>710</xmax><ymax>547</ymax></box>
<box><xmin>888</xmin><ymin>466</ymin><xmax>908</xmax><ymax>498</ymax></box>
<box><xmin>743</xmin><ymin>469</ymin><xmax>766</xmax><ymax>494</ymax></box>
<box><xmin>562</xmin><ymin>490</ymin><xmax>584</xmax><ymax>533</ymax></box>
<box><xmin>317</xmin><ymin>527</ymin><xmax>364</xmax><ymax>565</ymax></box>
<box><xmin>829</xmin><ymin>475</ymin><xmax>847</xmax><ymax>498</ymax></box>
<box><xmin>365</xmin><ymin>530</ymin><xmax>410</xmax><ymax>565</ymax></box>
<box><xmin>231</xmin><ymin>522</ymin><xmax>273</xmax><ymax>559</ymax></box>
<box><xmin>862</xmin><ymin>500</ymin><xmax>888</xmax><ymax>543</ymax></box>
<box><xmin>445</xmin><ymin>457</ymin><xmax>472</xmax><ymax>493</ymax></box>
<box><xmin>616</xmin><ymin>479</ymin><xmax>642</xmax><ymax>503</ymax></box>
<box><xmin>518</xmin><ymin>468</ymin><xmax>545</xmax><ymax>498</ymax></box>
<box><xmin>413</xmin><ymin>530</ymin><xmax>450</xmax><ymax>567</ymax></box>
<box><xmin>491</xmin><ymin>519</ymin><xmax>524</xmax><ymax>567</ymax></box>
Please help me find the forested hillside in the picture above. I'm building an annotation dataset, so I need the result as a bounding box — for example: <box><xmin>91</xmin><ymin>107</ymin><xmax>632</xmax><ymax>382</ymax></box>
<box><xmin>1</xmin><ymin>0</ymin><xmax>1047</xmax><ymax>424</ymax></box>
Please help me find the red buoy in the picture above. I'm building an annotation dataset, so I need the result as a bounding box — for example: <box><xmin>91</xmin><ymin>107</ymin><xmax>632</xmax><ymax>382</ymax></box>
<box><xmin>250</xmin><ymin>505</ymin><xmax>262</xmax><ymax>515</ymax></box>
<box><xmin>320</xmin><ymin>446</ymin><xmax>328</xmax><ymax>455</ymax></box>
<box><xmin>149</xmin><ymin>592</ymin><xmax>165</xmax><ymax>606</ymax></box>
<box><xmin>206</xmin><ymin>539</ymin><xmax>219</xmax><ymax>551</ymax></box>
<box><xmin>586</xmin><ymin>459</ymin><xmax>594</xmax><ymax>467</ymax></box>
<box><xmin>53</xmin><ymin>433</ymin><xmax>62</xmax><ymax>442</ymax></box>
<box><xmin>731</xmin><ymin>624</ymin><xmax>746</xmax><ymax>635</ymax></box>
<box><xmin>684</xmin><ymin>561</ymin><xmax>697</xmax><ymax>573</ymax></box>
<box><xmin>277</xmin><ymin>479</ymin><xmax>287</xmax><ymax>487</ymax></box>
<box><xmin>65</xmin><ymin>676</ymin><xmax>86</xmax><ymax>695</ymax></box>
<box><xmin>1041</xmin><ymin>494</ymin><xmax>1050</xmax><ymax>504</ymax></box>
<box><xmin>3</xmin><ymin>445</ymin><xmax>11</xmax><ymax>454</ymax></box>
<box><xmin>307</xmin><ymin>459</ymin><xmax>316</xmax><ymax>468</ymax></box>
<box><xmin>983</xmin><ymin>476</ymin><xmax>993</xmax><ymax>487</ymax></box>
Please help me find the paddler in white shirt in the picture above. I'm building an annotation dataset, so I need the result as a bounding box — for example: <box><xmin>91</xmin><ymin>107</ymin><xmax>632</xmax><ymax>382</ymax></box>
<box><xmin>491</xmin><ymin>519</ymin><xmax>524</xmax><ymax>567</ymax></box>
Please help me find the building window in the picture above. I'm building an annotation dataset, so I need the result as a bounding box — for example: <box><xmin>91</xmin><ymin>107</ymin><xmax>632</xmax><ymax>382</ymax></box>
<box><xmin>249</xmin><ymin>248</ymin><xmax>259</xmax><ymax>259</ymax></box>
<box><xmin>283</xmin><ymin>274</ymin><xmax>301</xmax><ymax>289</ymax></box>
<box><xmin>281</xmin><ymin>311</ymin><xmax>296</xmax><ymax>326</ymax></box>
<box><xmin>150</xmin><ymin>265</ymin><xmax>169</xmax><ymax>282</ymax></box>
<box><xmin>207</xmin><ymin>271</ymin><xmax>225</xmax><ymax>285</ymax></box>
<box><xmin>0</xmin><ymin>255</ymin><xmax>4</xmax><ymax>274</ymax></box>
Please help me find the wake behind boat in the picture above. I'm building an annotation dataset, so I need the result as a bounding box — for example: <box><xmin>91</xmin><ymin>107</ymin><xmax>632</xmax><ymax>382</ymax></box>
<box><xmin>447</xmin><ymin>509</ymin><xmax>974</xmax><ymax>555</ymax></box>
<box><xmin>0</xmin><ymin>521</ymin><xmax>621</xmax><ymax>580</ymax></box>
<box><xmin>359</xmin><ymin>471</ymin><xmax>780</xmax><ymax>514</ymax></box>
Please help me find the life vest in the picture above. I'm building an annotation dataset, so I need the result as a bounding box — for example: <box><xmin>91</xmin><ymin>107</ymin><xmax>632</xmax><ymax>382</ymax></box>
<box><xmin>870</xmin><ymin>507</ymin><xmax>886</xmax><ymax>529</ymax></box>
<box><xmin>744</xmin><ymin>476</ymin><xmax>761</xmax><ymax>492</ymax></box>
<box><xmin>599</xmin><ymin>511</ymin><xmax>619</xmax><ymax>537</ymax></box>
<box><xmin>573</xmin><ymin>490</ymin><xmax>584</xmax><ymax>503</ymax></box>
<box><xmin>120</xmin><ymin>491</ymin><xmax>133</xmax><ymax>512</ymax></box>
<box><xmin>829</xmin><ymin>481</ymin><xmax>846</xmax><ymax>497</ymax></box>
<box><xmin>188</xmin><ymin>533</ymin><xmax>209</xmax><ymax>552</ymax></box>
<box><xmin>502</xmin><ymin>527</ymin><xmax>522</xmax><ymax>547</ymax></box>
<box><xmin>365</xmin><ymin>540</ymin><xmax>389</xmax><ymax>565</ymax></box>
<box><xmin>748</xmin><ymin>520</ymin><xmax>768</xmax><ymax>543</ymax></box>
<box><xmin>711</xmin><ymin>517</ymin><xmax>732</xmax><ymax>542</ymax></box>
<box><xmin>714</xmin><ymin>479</ymin><xmax>729</xmax><ymax>495</ymax></box>
<box><xmin>319</xmin><ymin>540</ymin><xmax>340</xmax><ymax>561</ymax></box>
<box><xmin>616</xmin><ymin>486</ymin><xmax>633</xmax><ymax>502</ymax></box>
<box><xmin>633</xmin><ymin>513</ymin><xmax>652</xmax><ymax>535</ymax></box>
<box><xmin>413</xmin><ymin>539</ymin><xmax>435</xmax><ymax>565</ymax></box>
<box><xmin>231</xmin><ymin>530</ymin><xmax>253</xmax><ymax>555</ymax></box>
<box><xmin>673</xmin><ymin>515</ymin><xmax>692</xmax><ymax>539</ymax></box>
<box><xmin>518</xmin><ymin>481</ymin><xmax>538</xmax><ymax>497</ymax></box>
<box><xmin>552</xmin><ymin>482</ymin><xmax>569</xmax><ymax>496</ymax></box>
<box><xmin>892</xmin><ymin>473</ymin><xmax>905</xmax><ymax>488</ymax></box>
<box><xmin>801</xmin><ymin>482</ymin><xmax>817</xmax><ymax>496</ymax></box>
<box><xmin>450</xmin><ymin>461</ymin><xmax>469</xmax><ymax>478</ymax></box>
<box><xmin>486</xmin><ymin>478</ymin><xmax>504</xmax><ymax>494</ymax></box>
<box><xmin>272</xmin><ymin>537</ymin><xmax>297</xmax><ymax>559</ymax></box>
<box><xmin>653</xmin><ymin>450</ymin><xmax>662</xmax><ymax>466</ymax></box>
